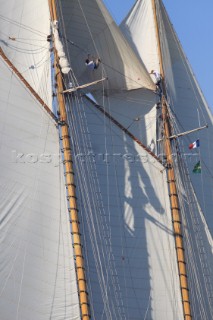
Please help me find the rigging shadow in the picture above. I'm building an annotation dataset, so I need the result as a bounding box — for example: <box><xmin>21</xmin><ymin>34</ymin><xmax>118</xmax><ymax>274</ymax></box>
<box><xmin>68</xmin><ymin>94</ymin><xmax>180</xmax><ymax>320</ymax></box>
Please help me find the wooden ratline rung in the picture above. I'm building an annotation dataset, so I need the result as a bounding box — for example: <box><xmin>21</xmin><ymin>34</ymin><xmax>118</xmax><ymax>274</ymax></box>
<box><xmin>73</xmin><ymin>243</ymin><xmax>83</xmax><ymax>248</ymax></box>
<box><xmin>174</xmin><ymin>232</ymin><xmax>183</xmax><ymax>237</ymax></box>
<box><xmin>176</xmin><ymin>246</ymin><xmax>185</xmax><ymax>251</ymax></box>
<box><xmin>172</xmin><ymin>219</ymin><xmax>181</xmax><ymax>224</ymax></box>
<box><xmin>79</xmin><ymin>290</ymin><xmax>89</xmax><ymax>295</ymax></box>
<box><xmin>58</xmin><ymin>120</ymin><xmax>68</xmax><ymax>126</ymax></box>
<box><xmin>66</xmin><ymin>183</ymin><xmax>76</xmax><ymax>188</ymax></box>
<box><xmin>82</xmin><ymin>314</ymin><xmax>91</xmax><ymax>319</ymax></box>
<box><xmin>171</xmin><ymin>207</ymin><xmax>180</xmax><ymax>211</ymax></box>
<box><xmin>67</xmin><ymin>195</ymin><xmax>78</xmax><ymax>200</ymax></box>
<box><xmin>76</xmin><ymin>255</ymin><xmax>85</xmax><ymax>260</ymax></box>
<box><xmin>63</xmin><ymin>159</ymin><xmax>73</xmax><ymax>164</ymax></box>
<box><xmin>49</xmin><ymin>0</ymin><xmax>90</xmax><ymax>318</ymax></box>
<box><xmin>71</xmin><ymin>232</ymin><xmax>81</xmax><ymax>236</ymax></box>
<box><xmin>64</xmin><ymin>171</ymin><xmax>75</xmax><ymax>176</ymax></box>
<box><xmin>69</xmin><ymin>207</ymin><xmax>79</xmax><ymax>212</ymax></box>
<box><xmin>81</xmin><ymin>302</ymin><xmax>90</xmax><ymax>307</ymax></box>
<box><xmin>61</xmin><ymin>147</ymin><xmax>72</xmax><ymax>152</ymax></box>
<box><xmin>70</xmin><ymin>219</ymin><xmax>80</xmax><ymax>224</ymax></box>
<box><xmin>167</xmin><ymin>179</ymin><xmax>176</xmax><ymax>183</ymax></box>
<box><xmin>60</xmin><ymin>135</ymin><xmax>71</xmax><ymax>140</ymax></box>
<box><xmin>76</xmin><ymin>266</ymin><xmax>86</xmax><ymax>271</ymax></box>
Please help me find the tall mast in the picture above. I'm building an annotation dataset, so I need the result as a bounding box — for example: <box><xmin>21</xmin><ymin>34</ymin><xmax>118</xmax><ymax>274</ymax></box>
<box><xmin>151</xmin><ymin>1</ymin><xmax>192</xmax><ymax>319</ymax></box>
<box><xmin>48</xmin><ymin>1</ymin><xmax>90</xmax><ymax>319</ymax></box>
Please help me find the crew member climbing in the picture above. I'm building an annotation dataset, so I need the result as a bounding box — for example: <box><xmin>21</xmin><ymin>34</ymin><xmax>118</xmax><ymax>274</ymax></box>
<box><xmin>150</xmin><ymin>70</ymin><xmax>162</xmax><ymax>95</ymax></box>
<box><xmin>85</xmin><ymin>54</ymin><xmax>101</xmax><ymax>70</ymax></box>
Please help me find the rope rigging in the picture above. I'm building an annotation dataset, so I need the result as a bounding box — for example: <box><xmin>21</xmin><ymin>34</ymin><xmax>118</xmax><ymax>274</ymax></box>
<box><xmin>52</xmin><ymin>12</ymin><xmax>127</xmax><ymax>315</ymax></box>
<box><xmin>54</xmin><ymin>15</ymin><xmax>165</xmax><ymax>317</ymax></box>
<box><xmin>0</xmin><ymin>14</ymin><xmax>48</xmax><ymax>37</ymax></box>
<box><xmin>53</xmin><ymin>1</ymin><xmax>213</xmax><ymax>319</ymax></box>
<box><xmin>157</xmin><ymin>92</ymin><xmax>213</xmax><ymax>319</ymax></box>
<box><xmin>63</xmin><ymin>35</ymin><xmax>154</xmax><ymax>90</ymax></box>
<box><xmin>172</xmin><ymin>139</ymin><xmax>213</xmax><ymax>319</ymax></box>
<box><xmin>62</xmin><ymin>75</ymin><xmax>127</xmax><ymax>320</ymax></box>
<box><xmin>0</xmin><ymin>11</ymin><xmax>53</xmax><ymax>108</ymax></box>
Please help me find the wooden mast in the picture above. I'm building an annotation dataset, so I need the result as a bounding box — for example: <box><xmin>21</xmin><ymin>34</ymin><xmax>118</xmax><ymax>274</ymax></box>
<box><xmin>48</xmin><ymin>1</ymin><xmax>90</xmax><ymax>319</ymax></box>
<box><xmin>151</xmin><ymin>1</ymin><xmax>192</xmax><ymax>319</ymax></box>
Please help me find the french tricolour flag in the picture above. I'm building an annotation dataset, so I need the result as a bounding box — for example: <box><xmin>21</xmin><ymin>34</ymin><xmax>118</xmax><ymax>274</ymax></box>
<box><xmin>189</xmin><ymin>139</ymin><xmax>200</xmax><ymax>149</ymax></box>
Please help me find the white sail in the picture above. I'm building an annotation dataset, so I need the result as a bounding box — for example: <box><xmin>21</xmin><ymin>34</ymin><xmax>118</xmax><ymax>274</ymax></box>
<box><xmin>0</xmin><ymin>0</ymin><xmax>52</xmax><ymax>106</ymax></box>
<box><xmin>120</xmin><ymin>0</ymin><xmax>160</xmax><ymax>76</ymax></box>
<box><xmin>58</xmin><ymin>0</ymin><xmax>155</xmax><ymax>93</ymax></box>
<box><xmin>0</xmin><ymin>0</ymin><xmax>212</xmax><ymax>319</ymax></box>
<box><xmin>0</xmin><ymin>57</ymin><xmax>80</xmax><ymax>320</ymax></box>
<box><xmin>155</xmin><ymin>0</ymin><xmax>213</xmax><ymax>234</ymax></box>
<box><xmin>93</xmin><ymin>88</ymin><xmax>159</xmax><ymax>151</ymax></box>
<box><xmin>120</xmin><ymin>1</ymin><xmax>213</xmax><ymax>317</ymax></box>
<box><xmin>175</xmin><ymin>165</ymin><xmax>213</xmax><ymax>319</ymax></box>
<box><xmin>65</xmin><ymin>93</ymin><xmax>183</xmax><ymax>319</ymax></box>
<box><xmin>121</xmin><ymin>0</ymin><xmax>213</xmax><ymax>233</ymax></box>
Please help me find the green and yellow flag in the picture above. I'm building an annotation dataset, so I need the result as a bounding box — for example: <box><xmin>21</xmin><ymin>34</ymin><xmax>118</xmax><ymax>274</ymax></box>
<box><xmin>193</xmin><ymin>161</ymin><xmax>201</xmax><ymax>173</ymax></box>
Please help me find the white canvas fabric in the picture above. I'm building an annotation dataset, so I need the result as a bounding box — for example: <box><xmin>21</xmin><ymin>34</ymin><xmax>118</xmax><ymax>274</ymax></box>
<box><xmin>120</xmin><ymin>0</ymin><xmax>160</xmax><ymax>77</ymax></box>
<box><xmin>59</xmin><ymin>0</ymin><xmax>155</xmax><ymax>93</ymax></box>
<box><xmin>0</xmin><ymin>0</ymin><xmax>52</xmax><ymax>107</ymax></box>
<box><xmin>120</xmin><ymin>1</ymin><xmax>213</xmax><ymax>317</ymax></box>
<box><xmin>155</xmin><ymin>0</ymin><xmax>213</xmax><ymax>234</ymax></box>
<box><xmin>175</xmin><ymin>167</ymin><xmax>213</xmax><ymax>320</ymax></box>
<box><xmin>0</xmin><ymin>57</ymin><xmax>80</xmax><ymax>320</ymax></box>
<box><xmin>66</xmin><ymin>94</ymin><xmax>184</xmax><ymax>319</ymax></box>
<box><xmin>93</xmin><ymin>88</ymin><xmax>159</xmax><ymax>150</ymax></box>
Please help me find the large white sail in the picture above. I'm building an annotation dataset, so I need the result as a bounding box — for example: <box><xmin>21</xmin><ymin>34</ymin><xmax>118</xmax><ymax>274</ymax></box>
<box><xmin>120</xmin><ymin>0</ymin><xmax>160</xmax><ymax>76</ymax></box>
<box><xmin>0</xmin><ymin>0</ymin><xmax>52</xmax><ymax>106</ymax></box>
<box><xmin>0</xmin><ymin>57</ymin><xmax>80</xmax><ymax>320</ymax></box>
<box><xmin>92</xmin><ymin>88</ymin><xmax>159</xmax><ymax>152</ymax></box>
<box><xmin>120</xmin><ymin>1</ymin><xmax>213</xmax><ymax>317</ymax></box>
<box><xmin>0</xmin><ymin>0</ymin><xmax>212</xmax><ymax>319</ymax></box>
<box><xmin>121</xmin><ymin>0</ymin><xmax>213</xmax><ymax>234</ymax></box>
<box><xmin>65</xmin><ymin>93</ymin><xmax>183</xmax><ymax>319</ymax></box>
<box><xmin>58</xmin><ymin>0</ymin><xmax>155</xmax><ymax>93</ymax></box>
<box><xmin>155</xmin><ymin>0</ymin><xmax>213</xmax><ymax>234</ymax></box>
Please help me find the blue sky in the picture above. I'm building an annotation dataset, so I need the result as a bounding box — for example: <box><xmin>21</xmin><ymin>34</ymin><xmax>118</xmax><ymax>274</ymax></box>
<box><xmin>103</xmin><ymin>0</ymin><xmax>213</xmax><ymax>111</ymax></box>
